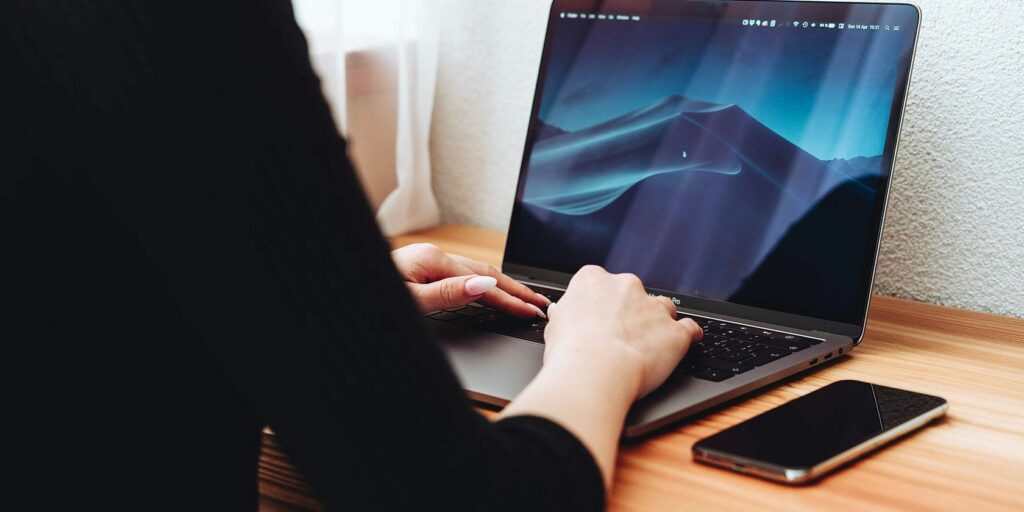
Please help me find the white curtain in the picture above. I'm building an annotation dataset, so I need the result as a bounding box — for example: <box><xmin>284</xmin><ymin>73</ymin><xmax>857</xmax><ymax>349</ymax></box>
<box><xmin>293</xmin><ymin>0</ymin><xmax>441</xmax><ymax>236</ymax></box>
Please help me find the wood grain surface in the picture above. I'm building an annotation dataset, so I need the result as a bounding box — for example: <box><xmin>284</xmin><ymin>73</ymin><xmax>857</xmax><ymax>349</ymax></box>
<box><xmin>260</xmin><ymin>225</ymin><xmax>1024</xmax><ymax>512</ymax></box>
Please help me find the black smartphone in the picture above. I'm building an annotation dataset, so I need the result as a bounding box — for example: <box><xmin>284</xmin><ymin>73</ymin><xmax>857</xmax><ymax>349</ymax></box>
<box><xmin>692</xmin><ymin>380</ymin><xmax>947</xmax><ymax>484</ymax></box>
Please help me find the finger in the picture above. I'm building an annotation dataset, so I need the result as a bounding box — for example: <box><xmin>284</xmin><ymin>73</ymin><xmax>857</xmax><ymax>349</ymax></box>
<box><xmin>449</xmin><ymin>254</ymin><xmax>551</xmax><ymax>307</ymax></box>
<box><xmin>416</xmin><ymin>249</ymin><xmax>473</xmax><ymax>283</ymax></box>
<box><xmin>654</xmin><ymin>296</ymin><xmax>678</xmax><ymax>319</ymax></box>
<box><xmin>478</xmin><ymin>286</ymin><xmax>547</xmax><ymax>319</ymax></box>
<box><xmin>408</xmin><ymin>275</ymin><xmax>497</xmax><ymax>312</ymax></box>
<box><xmin>678</xmin><ymin>317</ymin><xmax>704</xmax><ymax>341</ymax></box>
<box><xmin>391</xmin><ymin>243</ymin><xmax>449</xmax><ymax>283</ymax></box>
<box><xmin>409</xmin><ymin>253</ymin><xmax>544</xmax><ymax>318</ymax></box>
<box><xmin>442</xmin><ymin>258</ymin><xmax>544</xmax><ymax>318</ymax></box>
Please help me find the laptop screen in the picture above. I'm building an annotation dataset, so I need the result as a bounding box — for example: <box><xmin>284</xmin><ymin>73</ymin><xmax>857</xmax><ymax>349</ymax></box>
<box><xmin>504</xmin><ymin>0</ymin><xmax>919</xmax><ymax>326</ymax></box>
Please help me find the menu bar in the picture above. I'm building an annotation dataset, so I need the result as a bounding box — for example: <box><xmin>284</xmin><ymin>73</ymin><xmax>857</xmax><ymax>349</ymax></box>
<box><xmin>559</xmin><ymin>13</ymin><xmax>902</xmax><ymax>32</ymax></box>
<box><xmin>742</xmin><ymin>18</ymin><xmax>902</xmax><ymax>31</ymax></box>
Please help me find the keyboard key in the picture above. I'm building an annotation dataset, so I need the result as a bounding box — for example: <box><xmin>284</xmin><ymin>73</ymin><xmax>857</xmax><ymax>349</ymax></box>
<box><xmin>764</xmin><ymin>338</ymin><xmax>811</xmax><ymax>352</ymax></box>
<box><xmin>527</xmin><ymin>286</ymin><xmax>564</xmax><ymax>302</ymax></box>
<box><xmin>674</xmin><ymin>359</ymin><xmax>698</xmax><ymax>376</ymax></box>
<box><xmin>698</xmin><ymin>344</ymin><xmax>725</xmax><ymax>357</ymax></box>
<box><xmin>429</xmin><ymin>311</ymin><xmax>461</xmax><ymax>321</ymax></box>
<box><xmin>453</xmin><ymin>315</ymin><xmax>486</xmax><ymax>327</ymax></box>
<box><xmin>694</xmin><ymin>368</ymin><xmax>734</xmax><ymax>382</ymax></box>
<box><xmin>479</xmin><ymin>310</ymin><xmax>505</xmax><ymax>321</ymax></box>
<box><xmin>455</xmin><ymin>306</ymin><xmax>488</xmax><ymax>317</ymax></box>
<box><xmin>744</xmin><ymin>348</ymin><xmax>791</xmax><ymax>367</ymax></box>
<box><xmin>698</xmin><ymin>356</ymin><xmax>754</xmax><ymax>374</ymax></box>
<box><xmin>717</xmin><ymin>350</ymin><xmax>754</xmax><ymax>363</ymax></box>
<box><xmin>741</xmin><ymin>343</ymin><xmax>768</xmax><ymax>353</ymax></box>
<box><xmin>773</xmin><ymin>333</ymin><xmax>821</xmax><ymax>345</ymax></box>
<box><xmin>727</xmin><ymin>342</ymin><xmax>754</xmax><ymax>353</ymax></box>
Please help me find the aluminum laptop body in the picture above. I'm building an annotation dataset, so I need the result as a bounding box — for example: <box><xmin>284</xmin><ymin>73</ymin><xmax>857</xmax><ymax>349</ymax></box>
<box><xmin>428</xmin><ymin>0</ymin><xmax>921</xmax><ymax>437</ymax></box>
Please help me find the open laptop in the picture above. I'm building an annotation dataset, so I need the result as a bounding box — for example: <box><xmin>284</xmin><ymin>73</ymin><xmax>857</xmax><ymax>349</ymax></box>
<box><xmin>427</xmin><ymin>0</ymin><xmax>921</xmax><ymax>437</ymax></box>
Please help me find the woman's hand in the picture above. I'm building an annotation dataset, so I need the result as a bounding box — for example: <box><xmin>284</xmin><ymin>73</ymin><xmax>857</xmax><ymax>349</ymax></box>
<box><xmin>392</xmin><ymin>243</ymin><xmax>549</xmax><ymax>318</ymax></box>
<box><xmin>544</xmin><ymin>265</ymin><xmax>702</xmax><ymax>400</ymax></box>
<box><xmin>501</xmin><ymin>265</ymin><xmax>701</xmax><ymax>490</ymax></box>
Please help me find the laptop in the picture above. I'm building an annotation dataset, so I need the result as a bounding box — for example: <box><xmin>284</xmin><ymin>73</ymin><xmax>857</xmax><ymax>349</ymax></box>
<box><xmin>427</xmin><ymin>0</ymin><xmax>921</xmax><ymax>437</ymax></box>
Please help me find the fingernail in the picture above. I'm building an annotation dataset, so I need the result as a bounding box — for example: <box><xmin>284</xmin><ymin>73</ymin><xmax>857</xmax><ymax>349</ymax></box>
<box><xmin>465</xmin><ymin>276</ymin><xmax>498</xmax><ymax>296</ymax></box>
<box><xmin>546</xmin><ymin>302</ymin><xmax>557</xmax><ymax>317</ymax></box>
<box><xmin>529</xmin><ymin>303</ymin><xmax>547</xmax><ymax>319</ymax></box>
<box><xmin>537</xmin><ymin>293</ymin><xmax>552</xmax><ymax>305</ymax></box>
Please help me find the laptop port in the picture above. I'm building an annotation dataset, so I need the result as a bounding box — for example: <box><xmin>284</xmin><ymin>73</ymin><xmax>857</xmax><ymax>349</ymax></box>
<box><xmin>838</xmin><ymin>347</ymin><xmax>844</xmax><ymax>355</ymax></box>
<box><xmin>809</xmin><ymin>358</ymin><xmax>818</xmax><ymax>366</ymax></box>
<box><xmin>824</xmin><ymin>352</ymin><xmax>833</xmax><ymax>360</ymax></box>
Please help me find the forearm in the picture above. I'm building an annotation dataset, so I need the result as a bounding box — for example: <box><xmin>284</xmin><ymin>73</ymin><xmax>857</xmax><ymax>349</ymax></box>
<box><xmin>500</xmin><ymin>345</ymin><xmax>641</xmax><ymax>492</ymax></box>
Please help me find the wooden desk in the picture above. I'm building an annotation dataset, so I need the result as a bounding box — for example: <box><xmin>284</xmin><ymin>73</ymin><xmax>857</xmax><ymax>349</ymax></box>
<box><xmin>259</xmin><ymin>225</ymin><xmax>1024</xmax><ymax>512</ymax></box>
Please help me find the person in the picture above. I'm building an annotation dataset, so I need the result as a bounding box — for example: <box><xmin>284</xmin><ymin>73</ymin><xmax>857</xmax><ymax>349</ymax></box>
<box><xmin>1</xmin><ymin>1</ymin><xmax>701</xmax><ymax>510</ymax></box>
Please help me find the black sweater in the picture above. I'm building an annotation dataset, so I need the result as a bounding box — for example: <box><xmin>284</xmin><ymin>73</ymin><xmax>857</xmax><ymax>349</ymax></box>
<box><xmin>0</xmin><ymin>1</ymin><xmax>604</xmax><ymax>510</ymax></box>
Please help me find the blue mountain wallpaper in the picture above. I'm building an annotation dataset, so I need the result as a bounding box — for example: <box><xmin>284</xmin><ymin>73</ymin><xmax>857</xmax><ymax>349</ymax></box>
<box><xmin>508</xmin><ymin>15</ymin><xmax>915</xmax><ymax>322</ymax></box>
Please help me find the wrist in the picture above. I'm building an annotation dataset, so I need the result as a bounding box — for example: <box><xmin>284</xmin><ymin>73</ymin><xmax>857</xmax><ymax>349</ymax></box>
<box><xmin>542</xmin><ymin>340</ymin><xmax>644</xmax><ymax>405</ymax></box>
<box><xmin>502</xmin><ymin>337</ymin><xmax>643</xmax><ymax>491</ymax></box>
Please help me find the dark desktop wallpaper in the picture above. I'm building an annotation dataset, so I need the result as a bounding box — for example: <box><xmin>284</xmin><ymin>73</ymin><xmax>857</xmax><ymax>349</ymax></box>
<box><xmin>507</xmin><ymin>12</ymin><xmax>916</xmax><ymax>323</ymax></box>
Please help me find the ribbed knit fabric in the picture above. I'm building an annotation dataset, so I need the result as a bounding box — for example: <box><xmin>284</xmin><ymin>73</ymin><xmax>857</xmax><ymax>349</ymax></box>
<box><xmin>0</xmin><ymin>1</ymin><xmax>605</xmax><ymax>510</ymax></box>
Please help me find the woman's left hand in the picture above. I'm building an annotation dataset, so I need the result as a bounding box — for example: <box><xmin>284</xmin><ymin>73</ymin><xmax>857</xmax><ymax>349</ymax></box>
<box><xmin>392</xmin><ymin>243</ymin><xmax>550</xmax><ymax>318</ymax></box>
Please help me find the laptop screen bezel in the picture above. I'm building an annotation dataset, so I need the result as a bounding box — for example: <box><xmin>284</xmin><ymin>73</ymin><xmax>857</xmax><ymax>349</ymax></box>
<box><xmin>501</xmin><ymin>0</ymin><xmax>922</xmax><ymax>340</ymax></box>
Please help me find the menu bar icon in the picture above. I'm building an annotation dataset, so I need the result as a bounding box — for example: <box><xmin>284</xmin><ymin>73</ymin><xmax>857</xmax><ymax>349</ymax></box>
<box><xmin>560</xmin><ymin>12</ymin><xmax>641</xmax><ymax>22</ymax></box>
<box><xmin>742</xmin><ymin>19</ymin><xmax>778</xmax><ymax>27</ymax></box>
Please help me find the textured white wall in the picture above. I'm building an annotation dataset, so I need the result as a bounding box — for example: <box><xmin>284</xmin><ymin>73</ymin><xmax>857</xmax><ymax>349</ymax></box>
<box><xmin>430</xmin><ymin>0</ymin><xmax>1024</xmax><ymax>318</ymax></box>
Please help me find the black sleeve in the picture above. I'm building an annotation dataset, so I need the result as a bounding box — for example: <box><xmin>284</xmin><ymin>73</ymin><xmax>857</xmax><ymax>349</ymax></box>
<box><xmin>0</xmin><ymin>1</ymin><xmax>604</xmax><ymax>510</ymax></box>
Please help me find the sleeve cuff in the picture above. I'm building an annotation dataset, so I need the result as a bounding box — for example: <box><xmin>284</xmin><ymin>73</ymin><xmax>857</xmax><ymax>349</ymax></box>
<box><xmin>493</xmin><ymin>415</ymin><xmax>606</xmax><ymax>511</ymax></box>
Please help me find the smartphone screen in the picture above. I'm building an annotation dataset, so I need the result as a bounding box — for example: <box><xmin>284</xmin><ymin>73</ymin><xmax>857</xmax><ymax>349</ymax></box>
<box><xmin>693</xmin><ymin>380</ymin><xmax>947</xmax><ymax>482</ymax></box>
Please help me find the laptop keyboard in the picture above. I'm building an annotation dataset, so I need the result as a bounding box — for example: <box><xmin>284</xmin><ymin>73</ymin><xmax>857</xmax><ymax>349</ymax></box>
<box><xmin>428</xmin><ymin>306</ymin><xmax>549</xmax><ymax>343</ymax></box>
<box><xmin>426</xmin><ymin>286</ymin><xmax>822</xmax><ymax>383</ymax></box>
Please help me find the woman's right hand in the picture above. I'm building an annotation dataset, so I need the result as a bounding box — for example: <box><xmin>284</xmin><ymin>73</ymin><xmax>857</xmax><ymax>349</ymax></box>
<box><xmin>501</xmin><ymin>265</ymin><xmax>702</xmax><ymax>489</ymax></box>
<box><xmin>543</xmin><ymin>265</ymin><xmax>702</xmax><ymax>400</ymax></box>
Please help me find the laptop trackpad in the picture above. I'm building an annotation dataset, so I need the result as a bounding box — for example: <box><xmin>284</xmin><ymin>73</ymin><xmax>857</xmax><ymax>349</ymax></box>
<box><xmin>432</xmin><ymin>323</ymin><xmax>544</xmax><ymax>406</ymax></box>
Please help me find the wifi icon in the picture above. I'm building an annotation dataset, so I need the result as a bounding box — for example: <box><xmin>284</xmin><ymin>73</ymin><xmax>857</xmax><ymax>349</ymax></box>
<box><xmin>792</xmin><ymin>21</ymin><xmax>799</xmax><ymax>27</ymax></box>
